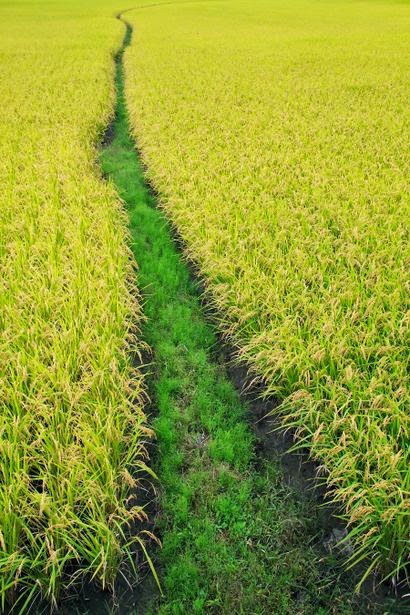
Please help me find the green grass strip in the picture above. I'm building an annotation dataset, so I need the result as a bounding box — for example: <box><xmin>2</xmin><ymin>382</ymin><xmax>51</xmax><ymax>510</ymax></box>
<box><xmin>98</xmin><ymin>18</ymin><xmax>400</xmax><ymax>615</ymax></box>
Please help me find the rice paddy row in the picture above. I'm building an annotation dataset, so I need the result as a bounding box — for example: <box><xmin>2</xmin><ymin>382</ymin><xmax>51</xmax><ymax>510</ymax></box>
<box><xmin>123</xmin><ymin>0</ymin><xmax>410</xmax><ymax>586</ymax></box>
<box><xmin>0</xmin><ymin>1</ymin><xmax>150</xmax><ymax>610</ymax></box>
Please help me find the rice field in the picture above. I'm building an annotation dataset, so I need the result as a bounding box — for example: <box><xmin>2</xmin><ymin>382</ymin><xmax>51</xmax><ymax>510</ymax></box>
<box><xmin>0</xmin><ymin>0</ymin><xmax>409</xmax><ymax>611</ymax></box>
<box><xmin>124</xmin><ymin>0</ymin><xmax>410</xmax><ymax>586</ymax></box>
<box><xmin>0</xmin><ymin>1</ymin><xmax>150</xmax><ymax>610</ymax></box>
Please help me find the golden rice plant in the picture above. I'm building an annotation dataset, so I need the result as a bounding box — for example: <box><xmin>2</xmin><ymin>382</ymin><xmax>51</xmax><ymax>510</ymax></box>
<box><xmin>0</xmin><ymin>1</ymin><xmax>151</xmax><ymax>609</ymax></box>
<box><xmin>124</xmin><ymin>0</ymin><xmax>410</xmax><ymax>585</ymax></box>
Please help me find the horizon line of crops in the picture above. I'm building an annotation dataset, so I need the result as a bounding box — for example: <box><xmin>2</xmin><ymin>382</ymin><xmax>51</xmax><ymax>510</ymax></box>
<box><xmin>123</xmin><ymin>0</ymin><xmax>410</xmax><ymax>587</ymax></box>
<box><xmin>0</xmin><ymin>2</ymin><xmax>153</xmax><ymax>610</ymax></box>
